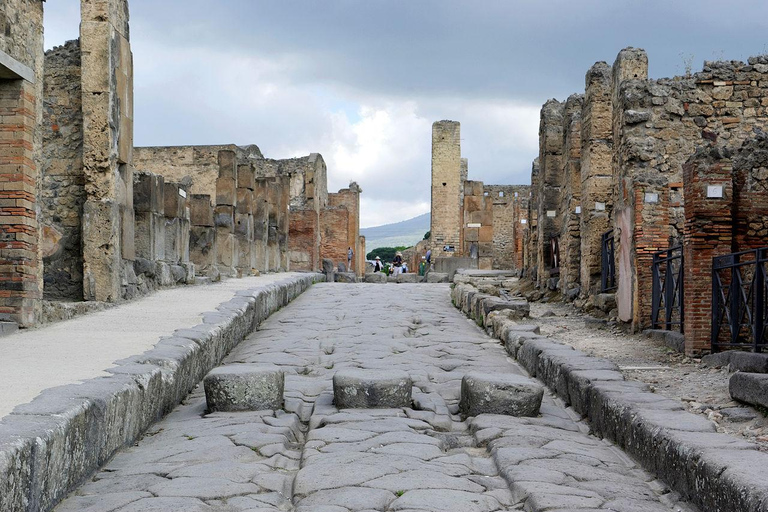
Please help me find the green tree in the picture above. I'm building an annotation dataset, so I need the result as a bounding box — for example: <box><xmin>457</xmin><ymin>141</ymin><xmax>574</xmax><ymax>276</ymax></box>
<box><xmin>366</xmin><ymin>246</ymin><xmax>409</xmax><ymax>262</ymax></box>
<box><xmin>423</xmin><ymin>230</ymin><xmax>431</xmax><ymax>240</ymax></box>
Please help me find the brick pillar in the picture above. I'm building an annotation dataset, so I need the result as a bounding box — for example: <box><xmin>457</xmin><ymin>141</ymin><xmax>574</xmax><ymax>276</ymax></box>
<box><xmin>682</xmin><ymin>149</ymin><xmax>733</xmax><ymax>354</ymax></box>
<box><xmin>580</xmin><ymin>62</ymin><xmax>614</xmax><ymax>296</ymax></box>
<box><xmin>0</xmin><ymin>80</ymin><xmax>40</xmax><ymax>325</ymax></box>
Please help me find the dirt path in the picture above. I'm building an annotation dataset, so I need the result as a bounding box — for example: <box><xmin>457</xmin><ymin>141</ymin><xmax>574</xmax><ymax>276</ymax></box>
<box><xmin>528</xmin><ymin>301</ymin><xmax>768</xmax><ymax>450</ymax></box>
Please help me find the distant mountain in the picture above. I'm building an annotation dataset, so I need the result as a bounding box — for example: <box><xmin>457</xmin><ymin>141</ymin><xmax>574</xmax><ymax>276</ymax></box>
<box><xmin>361</xmin><ymin>212</ymin><xmax>430</xmax><ymax>254</ymax></box>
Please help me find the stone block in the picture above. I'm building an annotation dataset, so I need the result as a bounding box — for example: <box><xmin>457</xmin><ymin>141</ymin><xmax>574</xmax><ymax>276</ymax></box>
<box><xmin>216</xmin><ymin>177</ymin><xmax>237</xmax><ymax>207</ymax></box>
<box><xmin>189</xmin><ymin>226</ymin><xmax>216</xmax><ymax>269</ymax></box>
<box><xmin>595</xmin><ymin>293</ymin><xmax>616</xmax><ymax>312</ymax></box>
<box><xmin>396</xmin><ymin>273</ymin><xmax>422</xmax><ymax>283</ymax></box>
<box><xmin>730</xmin><ymin>372</ymin><xmax>768</xmax><ymax>409</ymax></box>
<box><xmin>333</xmin><ymin>369</ymin><xmax>412</xmax><ymax>408</ymax></box>
<box><xmin>703</xmin><ymin>351</ymin><xmax>768</xmax><ymax>373</ymax></box>
<box><xmin>237</xmin><ymin>164</ymin><xmax>255</xmax><ymax>190</ymax></box>
<box><xmin>336</xmin><ymin>272</ymin><xmax>357</xmax><ymax>283</ymax></box>
<box><xmin>364</xmin><ymin>273</ymin><xmax>387</xmax><ymax>283</ymax></box>
<box><xmin>459</xmin><ymin>372</ymin><xmax>544</xmax><ymax>417</ymax></box>
<box><xmin>426</xmin><ymin>272</ymin><xmax>449</xmax><ymax>283</ymax></box>
<box><xmin>155</xmin><ymin>261</ymin><xmax>173</xmax><ymax>286</ymax></box>
<box><xmin>133</xmin><ymin>173</ymin><xmax>163</xmax><ymax>214</ymax></box>
<box><xmin>218</xmin><ymin>150</ymin><xmax>237</xmax><ymax>179</ymax></box>
<box><xmin>204</xmin><ymin>364</ymin><xmax>284</xmax><ymax>412</ymax></box>
<box><xmin>236</xmin><ymin>188</ymin><xmax>254</xmax><ymax>215</ymax></box>
<box><xmin>214</xmin><ymin>205</ymin><xmax>234</xmax><ymax>230</ymax></box>
<box><xmin>163</xmin><ymin>182</ymin><xmax>183</xmax><ymax>219</ymax></box>
<box><xmin>190</xmin><ymin>195</ymin><xmax>214</xmax><ymax>227</ymax></box>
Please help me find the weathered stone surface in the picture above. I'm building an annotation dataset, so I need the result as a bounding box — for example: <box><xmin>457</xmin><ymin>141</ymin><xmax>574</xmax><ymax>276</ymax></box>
<box><xmin>730</xmin><ymin>372</ymin><xmax>768</xmax><ymax>409</ymax></box>
<box><xmin>703</xmin><ymin>350</ymin><xmax>768</xmax><ymax>374</ymax></box>
<box><xmin>333</xmin><ymin>369</ymin><xmax>412</xmax><ymax>409</ymax></box>
<box><xmin>204</xmin><ymin>364</ymin><xmax>285</xmax><ymax>412</ymax></box>
<box><xmin>364</xmin><ymin>273</ymin><xmax>387</xmax><ymax>283</ymax></box>
<box><xmin>426</xmin><ymin>272</ymin><xmax>449</xmax><ymax>283</ymax></box>
<box><xmin>460</xmin><ymin>372</ymin><xmax>544</xmax><ymax>417</ymax></box>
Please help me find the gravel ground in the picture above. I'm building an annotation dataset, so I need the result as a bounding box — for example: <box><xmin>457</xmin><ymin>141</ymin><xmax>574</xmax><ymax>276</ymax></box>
<box><xmin>528</xmin><ymin>300</ymin><xmax>768</xmax><ymax>450</ymax></box>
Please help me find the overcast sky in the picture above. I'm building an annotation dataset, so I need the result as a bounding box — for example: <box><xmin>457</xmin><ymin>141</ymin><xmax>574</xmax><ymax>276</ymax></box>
<box><xmin>43</xmin><ymin>1</ymin><xmax>768</xmax><ymax>227</ymax></box>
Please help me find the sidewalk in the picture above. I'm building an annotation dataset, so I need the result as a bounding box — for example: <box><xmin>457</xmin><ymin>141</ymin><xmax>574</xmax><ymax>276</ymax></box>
<box><xmin>0</xmin><ymin>273</ymin><xmax>303</xmax><ymax>420</ymax></box>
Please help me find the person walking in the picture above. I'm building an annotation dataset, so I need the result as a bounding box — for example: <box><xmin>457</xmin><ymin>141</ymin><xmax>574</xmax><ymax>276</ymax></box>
<box><xmin>373</xmin><ymin>256</ymin><xmax>383</xmax><ymax>272</ymax></box>
<box><xmin>392</xmin><ymin>251</ymin><xmax>403</xmax><ymax>276</ymax></box>
<box><xmin>347</xmin><ymin>246</ymin><xmax>354</xmax><ymax>272</ymax></box>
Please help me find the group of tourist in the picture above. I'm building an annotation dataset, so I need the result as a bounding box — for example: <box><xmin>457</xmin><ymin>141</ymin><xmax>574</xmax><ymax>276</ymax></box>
<box><xmin>371</xmin><ymin>248</ymin><xmax>432</xmax><ymax>276</ymax></box>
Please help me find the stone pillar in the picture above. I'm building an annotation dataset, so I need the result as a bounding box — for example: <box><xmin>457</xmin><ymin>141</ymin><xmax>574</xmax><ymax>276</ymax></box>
<box><xmin>536</xmin><ymin>100</ymin><xmax>565</xmax><ymax>289</ymax></box>
<box><xmin>266</xmin><ymin>178</ymin><xmax>280</xmax><ymax>272</ymax></box>
<box><xmin>580</xmin><ymin>62</ymin><xmax>614</xmax><ymax>296</ymax></box>
<box><xmin>431</xmin><ymin>121</ymin><xmax>462</xmax><ymax>256</ymax></box>
<box><xmin>527</xmin><ymin>159</ymin><xmax>539</xmax><ymax>279</ymax></box>
<box><xmin>163</xmin><ymin>182</ymin><xmax>184</xmax><ymax>264</ymax></box>
<box><xmin>611</xmin><ymin>48</ymin><xmax>651</xmax><ymax>328</ymax></box>
<box><xmin>559</xmin><ymin>94</ymin><xmax>583</xmax><ymax>294</ymax></box>
<box><xmin>235</xmin><ymin>163</ymin><xmax>255</xmax><ymax>274</ymax></box>
<box><xmin>278</xmin><ymin>174</ymin><xmax>291</xmax><ymax>271</ymax></box>
<box><xmin>81</xmin><ymin>0</ymin><xmax>134</xmax><ymax>302</ymax></box>
<box><xmin>215</xmin><ymin>150</ymin><xmax>237</xmax><ymax>275</ymax></box>
<box><xmin>253</xmin><ymin>178</ymin><xmax>269</xmax><ymax>273</ymax></box>
<box><xmin>189</xmin><ymin>194</ymin><xmax>216</xmax><ymax>275</ymax></box>
<box><xmin>133</xmin><ymin>172</ymin><xmax>165</xmax><ymax>261</ymax></box>
<box><xmin>682</xmin><ymin>147</ymin><xmax>733</xmax><ymax>355</ymax></box>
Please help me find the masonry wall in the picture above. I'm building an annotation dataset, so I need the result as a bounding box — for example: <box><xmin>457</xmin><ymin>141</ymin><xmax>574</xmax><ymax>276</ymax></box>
<box><xmin>0</xmin><ymin>0</ymin><xmax>44</xmax><ymax>325</ymax></box>
<box><xmin>320</xmin><ymin>207</ymin><xmax>349</xmax><ymax>269</ymax></box>
<box><xmin>328</xmin><ymin>184</ymin><xmax>362</xmax><ymax>275</ymax></box>
<box><xmin>461</xmin><ymin>180</ymin><xmax>493</xmax><ymax>270</ymax></box>
<box><xmin>526</xmin><ymin>159</ymin><xmax>540</xmax><ymax>277</ymax></box>
<box><xmin>482</xmin><ymin>184</ymin><xmax>516</xmax><ymax>270</ymax></box>
<box><xmin>41</xmin><ymin>40</ymin><xmax>85</xmax><ymax>300</ymax></box>
<box><xmin>512</xmin><ymin>186</ymin><xmax>531</xmax><ymax>271</ymax></box>
<box><xmin>431</xmin><ymin>121</ymin><xmax>462</xmax><ymax>256</ymax></box>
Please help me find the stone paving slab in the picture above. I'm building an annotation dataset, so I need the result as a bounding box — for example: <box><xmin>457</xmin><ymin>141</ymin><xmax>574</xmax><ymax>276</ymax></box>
<box><xmin>55</xmin><ymin>284</ymin><xmax>693</xmax><ymax>512</ymax></box>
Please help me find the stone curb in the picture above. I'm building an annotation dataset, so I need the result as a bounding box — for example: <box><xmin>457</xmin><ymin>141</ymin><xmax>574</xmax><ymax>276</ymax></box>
<box><xmin>0</xmin><ymin>272</ymin><xmax>323</xmax><ymax>512</ymax></box>
<box><xmin>453</xmin><ymin>298</ymin><xmax>768</xmax><ymax>512</ymax></box>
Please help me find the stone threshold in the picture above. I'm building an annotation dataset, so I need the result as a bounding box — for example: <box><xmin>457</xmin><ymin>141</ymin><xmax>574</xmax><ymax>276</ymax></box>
<box><xmin>452</xmin><ymin>282</ymin><xmax>768</xmax><ymax>512</ymax></box>
<box><xmin>0</xmin><ymin>272</ymin><xmax>324</xmax><ymax>512</ymax></box>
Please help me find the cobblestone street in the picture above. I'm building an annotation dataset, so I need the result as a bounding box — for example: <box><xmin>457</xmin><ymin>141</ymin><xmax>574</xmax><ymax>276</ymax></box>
<box><xmin>56</xmin><ymin>284</ymin><xmax>694</xmax><ymax>512</ymax></box>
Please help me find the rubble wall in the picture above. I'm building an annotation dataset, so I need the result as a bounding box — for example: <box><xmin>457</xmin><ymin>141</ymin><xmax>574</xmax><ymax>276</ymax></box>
<box><xmin>41</xmin><ymin>40</ymin><xmax>85</xmax><ymax>300</ymax></box>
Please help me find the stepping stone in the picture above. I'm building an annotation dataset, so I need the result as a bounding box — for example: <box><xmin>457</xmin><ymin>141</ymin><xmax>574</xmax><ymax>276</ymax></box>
<box><xmin>333</xmin><ymin>369</ymin><xmax>412</xmax><ymax>408</ymax></box>
<box><xmin>460</xmin><ymin>372</ymin><xmax>544</xmax><ymax>417</ymax></box>
<box><xmin>203</xmin><ymin>364</ymin><xmax>284</xmax><ymax>412</ymax></box>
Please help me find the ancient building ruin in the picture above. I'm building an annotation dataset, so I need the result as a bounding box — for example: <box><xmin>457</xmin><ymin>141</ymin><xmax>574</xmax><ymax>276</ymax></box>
<box><xmin>428</xmin><ymin>120</ymin><xmax>530</xmax><ymax>274</ymax></box>
<box><xmin>520</xmin><ymin>47</ymin><xmax>768</xmax><ymax>355</ymax></box>
<box><xmin>0</xmin><ymin>0</ymin><xmax>363</xmax><ymax>328</ymax></box>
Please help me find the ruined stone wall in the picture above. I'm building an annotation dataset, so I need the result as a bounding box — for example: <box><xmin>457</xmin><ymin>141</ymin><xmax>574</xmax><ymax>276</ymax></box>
<box><xmin>41</xmin><ymin>40</ymin><xmax>85</xmax><ymax>301</ymax></box>
<box><xmin>512</xmin><ymin>186</ymin><xmax>531</xmax><ymax>271</ymax></box>
<box><xmin>431</xmin><ymin>121</ymin><xmax>462</xmax><ymax>256</ymax></box>
<box><xmin>559</xmin><ymin>94</ymin><xmax>583</xmax><ymax>295</ymax></box>
<box><xmin>0</xmin><ymin>0</ymin><xmax>44</xmax><ymax>325</ymax></box>
<box><xmin>483</xmin><ymin>184</ymin><xmax>517</xmax><ymax>270</ymax></box>
<box><xmin>327</xmin><ymin>183</ymin><xmax>362</xmax><ymax>275</ymax></box>
<box><xmin>613</xmin><ymin>50</ymin><xmax>768</xmax><ymax>328</ymax></box>
<box><xmin>579</xmin><ymin>62</ymin><xmax>614</xmax><ymax>296</ymax></box>
<box><xmin>461</xmin><ymin>180</ymin><xmax>493</xmax><ymax>270</ymax></box>
<box><xmin>535</xmin><ymin>101</ymin><xmax>565</xmax><ymax>289</ymax></box>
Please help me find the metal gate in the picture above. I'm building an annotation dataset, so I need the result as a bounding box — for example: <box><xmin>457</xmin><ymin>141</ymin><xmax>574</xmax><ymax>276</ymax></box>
<box><xmin>651</xmin><ymin>246</ymin><xmax>684</xmax><ymax>332</ymax></box>
<box><xmin>712</xmin><ymin>247</ymin><xmax>768</xmax><ymax>352</ymax></box>
<box><xmin>601</xmin><ymin>230</ymin><xmax>616</xmax><ymax>292</ymax></box>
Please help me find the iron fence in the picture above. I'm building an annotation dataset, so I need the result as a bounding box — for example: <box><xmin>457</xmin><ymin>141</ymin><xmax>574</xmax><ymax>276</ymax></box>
<box><xmin>651</xmin><ymin>246</ymin><xmax>684</xmax><ymax>332</ymax></box>
<box><xmin>712</xmin><ymin>247</ymin><xmax>768</xmax><ymax>352</ymax></box>
<box><xmin>601</xmin><ymin>230</ymin><xmax>616</xmax><ymax>292</ymax></box>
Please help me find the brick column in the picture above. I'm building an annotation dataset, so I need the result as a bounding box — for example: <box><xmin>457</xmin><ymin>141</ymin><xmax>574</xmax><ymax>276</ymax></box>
<box><xmin>0</xmin><ymin>80</ymin><xmax>40</xmax><ymax>325</ymax></box>
<box><xmin>682</xmin><ymin>149</ymin><xmax>733</xmax><ymax>354</ymax></box>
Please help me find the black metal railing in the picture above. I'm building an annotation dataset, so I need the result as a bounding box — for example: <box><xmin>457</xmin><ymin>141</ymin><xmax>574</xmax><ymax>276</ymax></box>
<box><xmin>651</xmin><ymin>246</ymin><xmax>684</xmax><ymax>332</ymax></box>
<box><xmin>601</xmin><ymin>230</ymin><xmax>616</xmax><ymax>292</ymax></box>
<box><xmin>549</xmin><ymin>236</ymin><xmax>560</xmax><ymax>274</ymax></box>
<box><xmin>712</xmin><ymin>247</ymin><xmax>768</xmax><ymax>352</ymax></box>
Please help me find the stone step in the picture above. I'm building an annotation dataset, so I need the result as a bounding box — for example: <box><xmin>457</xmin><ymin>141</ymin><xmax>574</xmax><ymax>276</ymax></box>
<box><xmin>203</xmin><ymin>364</ymin><xmax>285</xmax><ymax>412</ymax></box>
<box><xmin>333</xmin><ymin>369</ymin><xmax>412</xmax><ymax>408</ymax></box>
<box><xmin>460</xmin><ymin>372</ymin><xmax>544</xmax><ymax>417</ymax></box>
